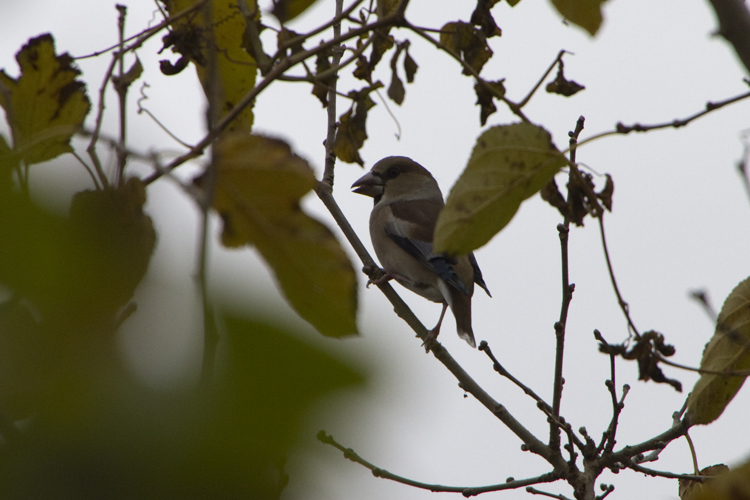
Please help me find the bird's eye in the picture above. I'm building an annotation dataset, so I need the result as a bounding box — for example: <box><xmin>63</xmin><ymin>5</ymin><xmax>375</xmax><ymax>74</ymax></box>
<box><xmin>386</xmin><ymin>167</ymin><xmax>400</xmax><ymax>179</ymax></box>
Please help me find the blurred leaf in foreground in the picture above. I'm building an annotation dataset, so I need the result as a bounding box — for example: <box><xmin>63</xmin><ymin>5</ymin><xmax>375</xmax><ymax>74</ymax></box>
<box><xmin>206</xmin><ymin>133</ymin><xmax>358</xmax><ymax>338</ymax></box>
<box><xmin>0</xmin><ymin>314</ymin><xmax>364</xmax><ymax>500</ymax></box>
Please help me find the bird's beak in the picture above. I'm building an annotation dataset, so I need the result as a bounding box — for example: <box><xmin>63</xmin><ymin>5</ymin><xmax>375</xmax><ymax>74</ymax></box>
<box><xmin>351</xmin><ymin>171</ymin><xmax>383</xmax><ymax>198</ymax></box>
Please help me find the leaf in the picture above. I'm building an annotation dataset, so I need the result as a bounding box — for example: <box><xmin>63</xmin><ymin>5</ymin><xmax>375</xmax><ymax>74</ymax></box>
<box><xmin>68</xmin><ymin>177</ymin><xmax>156</xmax><ymax>317</ymax></box>
<box><xmin>474</xmin><ymin>78</ymin><xmax>505</xmax><ymax>125</ymax></box>
<box><xmin>471</xmin><ymin>0</ymin><xmax>503</xmax><ymax>38</ymax></box>
<box><xmin>546</xmin><ymin>59</ymin><xmax>585</xmax><ymax>97</ymax></box>
<box><xmin>333</xmin><ymin>83</ymin><xmax>381</xmax><ymax>165</ymax></box>
<box><xmin>271</xmin><ymin>0</ymin><xmax>321</xmax><ymax>23</ymax></box>
<box><xmin>440</xmin><ymin>21</ymin><xmax>493</xmax><ymax>75</ymax></box>
<box><xmin>209</xmin><ymin>134</ymin><xmax>358</xmax><ymax>338</ymax></box>
<box><xmin>434</xmin><ymin>123</ymin><xmax>567</xmax><ymax>254</ymax></box>
<box><xmin>679</xmin><ymin>464</ymin><xmax>730</xmax><ymax>500</ymax></box>
<box><xmin>689</xmin><ymin>461</ymin><xmax>750</xmax><ymax>500</ymax></box>
<box><xmin>550</xmin><ymin>0</ymin><xmax>608</xmax><ymax>36</ymax></box>
<box><xmin>161</xmin><ymin>0</ymin><xmax>258</xmax><ymax>132</ymax></box>
<box><xmin>311</xmin><ymin>45</ymin><xmax>334</xmax><ymax>106</ymax></box>
<box><xmin>686</xmin><ymin>276</ymin><xmax>750</xmax><ymax>425</ymax></box>
<box><xmin>0</xmin><ymin>311</ymin><xmax>364</xmax><ymax>498</ymax></box>
<box><xmin>111</xmin><ymin>57</ymin><xmax>143</xmax><ymax>92</ymax></box>
<box><xmin>0</xmin><ymin>34</ymin><xmax>90</xmax><ymax>166</ymax></box>
<box><xmin>403</xmin><ymin>49</ymin><xmax>418</xmax><ymax>83</ymax></box>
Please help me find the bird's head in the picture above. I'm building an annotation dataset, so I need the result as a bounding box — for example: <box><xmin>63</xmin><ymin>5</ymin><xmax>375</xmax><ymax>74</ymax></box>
<box><xmin>351</xmin><ymin>156</ymin><xmax>441</xmax><ymax>204</ymax></box>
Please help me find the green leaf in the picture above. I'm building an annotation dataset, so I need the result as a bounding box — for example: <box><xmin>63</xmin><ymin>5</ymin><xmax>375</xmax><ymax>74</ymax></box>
<box><xmin>0</xmin><ymin>34</ymin><xmax>90</xmax><ymax>166</ymax></box>
<box><xmin>210</xmin><ymin>134</ymin><xmax>359</xmax><ymax>338</ymax></box>
<box><xmin>0</xmin><ymin>312</ymin><xmax>364</xmax><ymax>498</ymax></box>
<box><xmin>686</xmin><ymin>276</ymin><xmax>750</xmax><ymax>425</ymax></box>
<box><xmin>690</xmin><ymin>461</ymin><xmax>750</xmax><ymax>500</ymax></box>
<box><xmin>161</xmin><ymin>0</ymin><xmax>258</xmax><ymax>132</ymax></box>
<box><xmin>271</xmin><ymin>0</ymin><xmax>322</xmax><ymax>23</ymax></box>
<box><xmin>434</xmin><ymin>122</ymin><xmax>566</xmax><ymax>255</ymax></box>
<box><xmin>549</xmin><ymin>0</ymin><xmax>607</xmax><ymax>36</ymax></box>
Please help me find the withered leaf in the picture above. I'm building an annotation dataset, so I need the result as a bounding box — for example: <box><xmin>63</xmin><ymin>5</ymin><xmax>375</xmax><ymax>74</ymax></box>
<box><xmin>440</xmin><ymin>21</ymin><xmax>493</xmax><ymax>76</ymax></box>
<box><xmin>474</xmin><ymin>78</ymin><xmax>505</xmax><ymax>125</ymax></box>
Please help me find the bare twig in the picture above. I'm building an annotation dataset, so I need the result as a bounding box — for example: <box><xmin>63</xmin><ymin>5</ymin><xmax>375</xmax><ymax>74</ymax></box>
<box><xmin>577</xmin><ymin>87</ymin><xmax>750</xmax><ymax>149</ymax></box>
<box><xmin>317</xmin><ymin>431</ymin><xmax>562</xmax><ymax>495</ymax></box>
<box><xmin>598</xmin><ymin>215</ymin><xmax>640</xmax><ymax>339</ymax></box>
<box><xmin>549</xmin><ymin>117</ymin><xmax>584</xmax><ymax>451</ymax></box>
<box><xmin>624</xmin><ymin>461</ymin><xmax>706</xmax><ymax>482</ymax></box>
<box><xmin>115</xmin><ymin>4</ymin><xmax>128</xmax><ymax>186</ymax></box>
<box><xmin>479</xmin><ymin>341</ymin><xmax>553</xmax><ymax>414</ymax></box>
<box><xmin>321</xmin><ymin>0</ymin><xmax>345</xmax><ymax>187</ymax></box>
<box><xmin>526</xmin><ymin>486</ymin><xmax>572</xmax><ymax>500</ymax></box>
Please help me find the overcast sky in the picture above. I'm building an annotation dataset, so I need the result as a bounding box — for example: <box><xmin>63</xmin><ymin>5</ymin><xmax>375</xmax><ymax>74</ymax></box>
<box><xmin>2</xmin><ymin>1</ymin><xmax>750</xmax><ymax>499</ymax></box>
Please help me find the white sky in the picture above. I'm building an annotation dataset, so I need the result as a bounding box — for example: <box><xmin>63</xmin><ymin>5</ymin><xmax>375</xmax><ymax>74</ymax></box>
<box><xmin>1</xmin><ymin>1</ymin><xmax>750</xmax><ymax>499</ymax></box>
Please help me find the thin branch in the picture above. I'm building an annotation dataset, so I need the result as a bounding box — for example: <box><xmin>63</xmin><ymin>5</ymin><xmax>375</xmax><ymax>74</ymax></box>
<box><xmin>317</xmin><ymin>431</ymin><xmax>562</xmax><ymax>496</ymax></box>
<box><xmin>738</xmin><ymin>128</ymin><xmax>750</xmax><ymax>205</ymax></box>
<box><xmin>518</xmin><ymin>50</ymin><xmax>569</xmax><ymax>108</ymax></box>
<box><xmin>71</xmin><ymin>150</ymin><xmax>102</xmax><ymax>189</ymax></box>
<box><xmin>576</xmin><ymin>87</ymin><xmax>750</xmax><ymax>149</ymax></box>
<box><xmin>597</xmin><ymin>214</ymin><xmax>640</xmax><ymax>339</ymax></box>
<box><xmin>321</xmin><ymin>0</ymin><xmax>345</xmax><ymax>187</ymax></box>
<box><xmin>526</xmin><ymin>486</ymin><xmax>572</xmax><ymax>500</ymax></box>
<box><xmin>550</xmin><ymin>117</ymin><xmax>584</xmax><ymax>451</ymax></box>
<box><xmin>115</xmin><ymin>4</ymin><xmax>128</xmax><ymax>186</ymax></box>
<box><xmin>143</xmin><ymin>15</ymin><xmax>399</xmax><ymax>186</ymax></box>
<box><xmin>624</xmin><ymin>462</ymin><xmax>706</xmax><ymax>482</ymax></box>
<box><xmin>76</xmin><ymin>0</ymin><xmax>209</xmax><ymax>60</ymax></box>
<box><xmin>86</xmin><ymin>51</ymin><xmax>118</xmax><ymax>189</ymax></box>
<box><xmin>479</xmin><ymin>341</ymin><xmax>553</xmax><ymax>414</ymax></box>
<box><xmin>606</xmin><ymin>420</ymin><xmax>686</xmax><ymax>466</ymax></box>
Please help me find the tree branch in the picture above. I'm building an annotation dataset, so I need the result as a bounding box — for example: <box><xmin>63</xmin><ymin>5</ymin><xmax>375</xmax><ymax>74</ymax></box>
<box><xmin>317</xmin><ymin>431</ymin><xmax>562</xmax><ymax>496</ymax></box>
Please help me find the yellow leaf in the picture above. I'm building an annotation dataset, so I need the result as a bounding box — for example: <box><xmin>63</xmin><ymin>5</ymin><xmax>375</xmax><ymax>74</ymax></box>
<box><xmin>0</xmin><ymin>34</ymin><xmax>90</xmax><ymax>165</ymax></box>
<box><xmin>549</xmin><ymin>0</ymin><xmax>607</xmax><ymax>36</ymax></box>
<box><xmin>434</xmin><ymin>122</ymin><xmax>566</xmax><ymax>254</ymax></box>
<box><xmin>162</xmin><ymin>0</ymin><xmax>258</xmax><ymax>132</ymax></box>
<box><xmin>211</xmin><ymin>134</ymin><xmax>358</xmax><ymax>338</ymax></box>
<box><xmin>686</xmin><ymin>276</ymin><xmax>750</xmax><ymax>425</ymax></box>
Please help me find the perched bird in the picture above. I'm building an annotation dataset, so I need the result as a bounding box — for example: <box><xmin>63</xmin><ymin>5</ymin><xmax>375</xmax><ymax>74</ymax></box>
<box><xmin>351</xmin><ymin>156</ymin><xmax>491</xmax><ymax>349</ymax></box>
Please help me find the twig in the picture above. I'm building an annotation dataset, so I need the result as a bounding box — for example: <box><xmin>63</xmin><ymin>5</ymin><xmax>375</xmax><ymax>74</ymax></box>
<box><xmin>317</xmin><ymin>431</ymin><xmax>562</xmax><ymax>495</ymax></box>
<box><xmin>738</xmin><ymin>128</ymin><xmax>750</xmax><ymax>205</ymax></box>
<box><xmin>597</xmin><ymin>215</ymin><xmax>640</xmax><ymax>339</ymax></box>
<box><xmin>685</xmin><ymin>430</ymin><xmax>700</xmax><ymax>476</ymax></box>
<box><xmin>143</xmin><ymin>15</ymin><xmax>399</xmax><ymax>186</ymax></box>
<box><xmin>518</xmin><ymin>50</ymin><xmax>569</xmax><ymax>108</ymax></box>
<box><xmin>86</xmin><ymin>51</ymin><xmax>117</xmax><ymax>189</ymax></box>
<box><xmin>625</xmin><ymin>461</ymin><xmax>706</xmax><ymax>482</ymax></box>
<box><xmin>479</xmin><ymin>341</ymin><xmax>553</xmax><ymax>414</ymax></box>
<box><xmin>576</xmin><ymin>88</ymin><xmax>750</xmax><ymax>149</ymax></box>
<box><xmin>115</xmin><ymin>4</ymin><xmax>128</xmax><ymax>186</ymax></box>
<box><xmin>689</xmin><ymin>289</ymin><xmax>718</xmax><ymax>322</ymax></box>
<box><xmin>549</xmin><ymin>117</ymin><xmax>584</xmax><ymax>451</ymax></box>
<box><xmin>321</xmin><ymin>0</ymin><xmax>345</xmax><ymax>187</ymax></box>
<box><xmin>526</xmin><ymin>486</ymin><xmax>572</xmax><ymax>500</ymax></box>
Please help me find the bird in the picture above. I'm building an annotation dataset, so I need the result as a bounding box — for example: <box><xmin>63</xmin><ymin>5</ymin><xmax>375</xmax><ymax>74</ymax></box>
<box><xmin>351</xmin><ymin>156</ymin><xmax>491</xmax><ymax>350</ymax></box>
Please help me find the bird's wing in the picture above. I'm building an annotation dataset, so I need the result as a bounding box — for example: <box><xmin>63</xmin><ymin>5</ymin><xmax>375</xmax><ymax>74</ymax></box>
<box><xmin>384</xmin><ymin>199</ymin><xmax>471</xmax><ymax>295</ymax></box>
<box><xmin>468</xmin><ymin>253</ymin><xmax>492</xmax><ymax>297</ymax></box>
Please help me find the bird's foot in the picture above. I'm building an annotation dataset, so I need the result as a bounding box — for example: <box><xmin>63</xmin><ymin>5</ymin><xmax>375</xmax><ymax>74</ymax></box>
<box><xmin>421</xmin><ymin>329</ymin><xmax>440</xmax><ymax>353</ymax></box>
<box><xmin>366</xmin><ymin>268</ymin><xmax>411</xmax><ymax>288</ymax></box>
